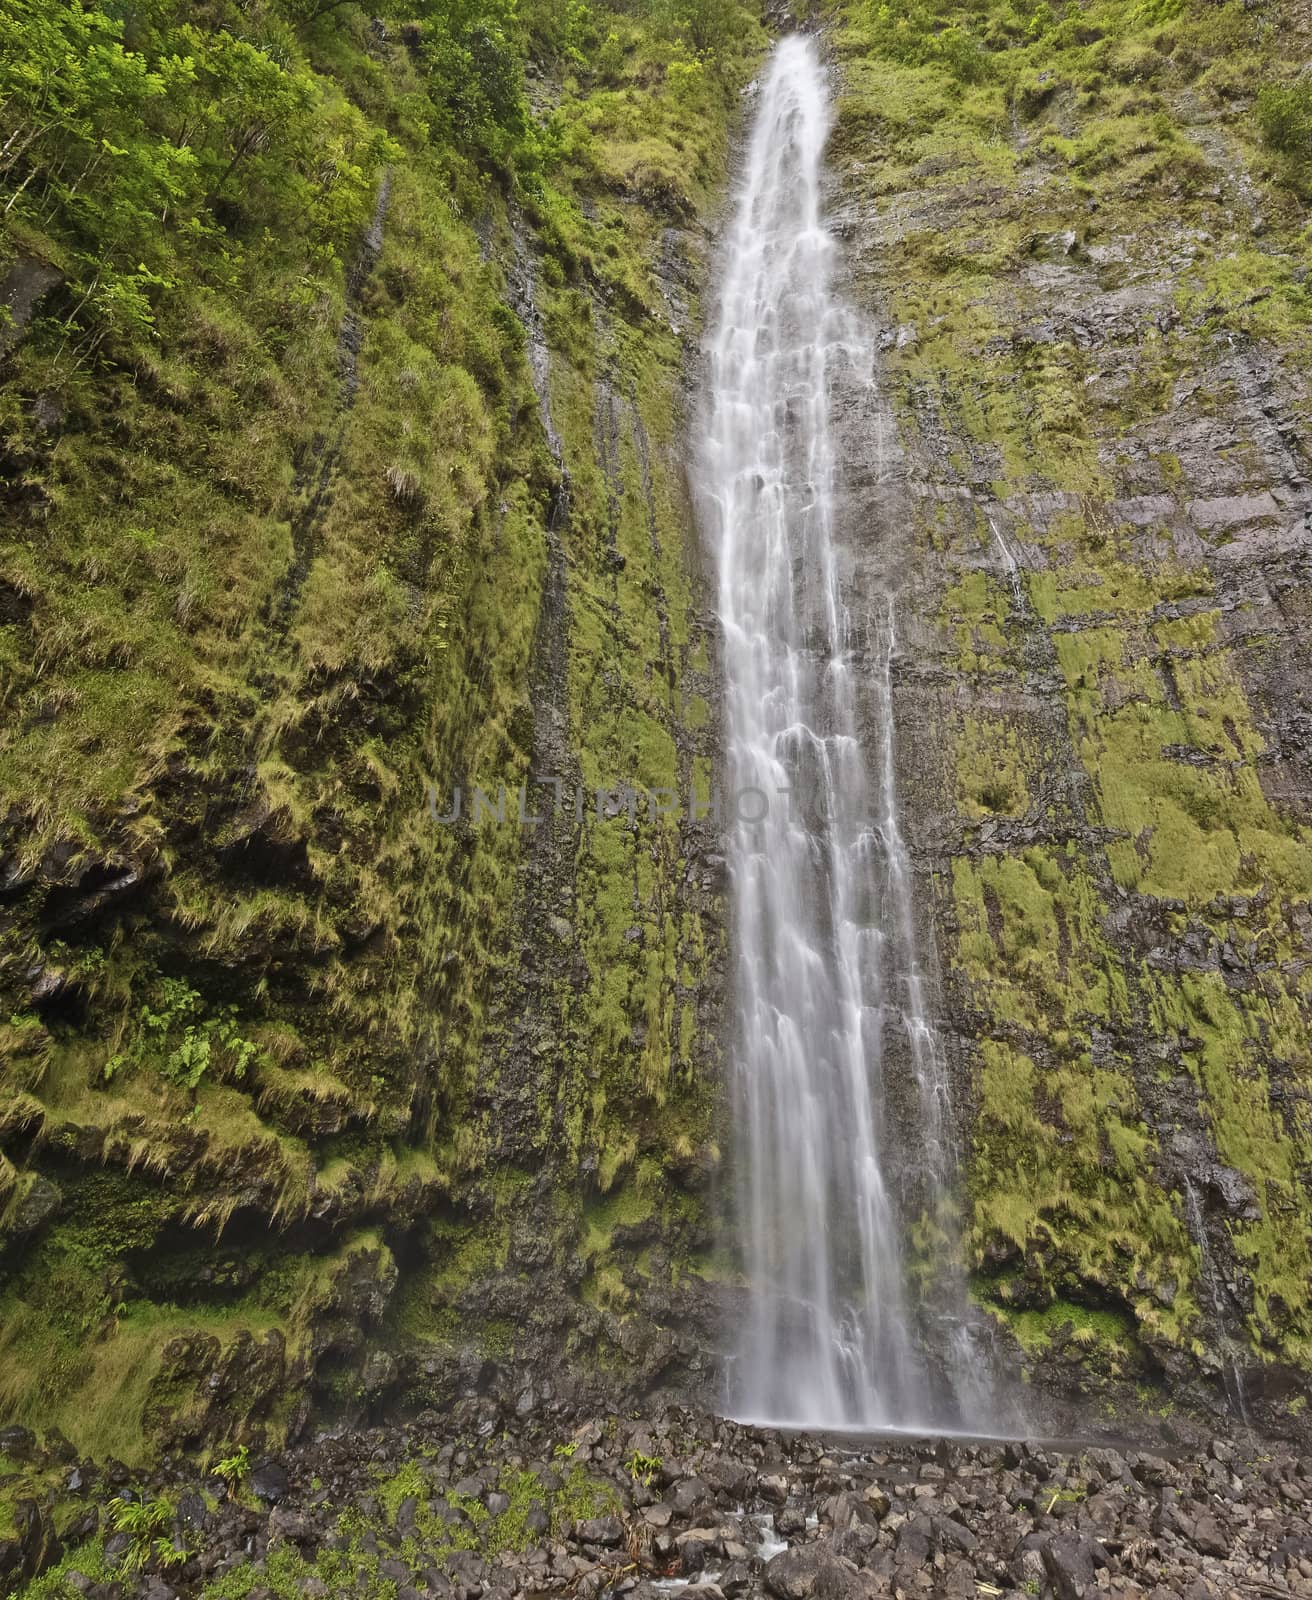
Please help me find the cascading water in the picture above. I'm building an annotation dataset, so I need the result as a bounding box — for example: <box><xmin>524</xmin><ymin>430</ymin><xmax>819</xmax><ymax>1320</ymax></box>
<box><xmin>702</xmin><ymin>34</ymin><xmax>981</xmax><ymax>1430</ymax></box>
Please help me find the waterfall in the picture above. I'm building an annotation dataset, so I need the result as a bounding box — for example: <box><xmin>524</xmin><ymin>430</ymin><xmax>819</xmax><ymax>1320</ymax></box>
<box><xmin>702</xmin><ymin>34</ymin><xmax>978</xmax><ymax>1430</ymax></box>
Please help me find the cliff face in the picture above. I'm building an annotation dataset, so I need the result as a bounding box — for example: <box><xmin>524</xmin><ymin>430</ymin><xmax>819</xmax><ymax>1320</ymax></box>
<box><xmin>0</xmin><ymin>0</ymin><xmax>761</xmax><ymax>1459</ymax></box>
<box><xmin>824</xmin><ymin>0</ymin><xmax>1312</xmax><ymax>1428</ymax></box>
<box><xmin>2</xmin><ymin>0</ymin><xmax>1311</xmax><ymax>1469</ymax></box>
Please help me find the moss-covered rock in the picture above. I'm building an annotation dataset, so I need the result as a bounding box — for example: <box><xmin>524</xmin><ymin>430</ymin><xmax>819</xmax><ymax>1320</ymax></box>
<box><xmin>824</xmin><ymin>0</ymin><xmax>1312</xmax><ymax>1423</ymax></box>
<box><xmin>0</xmin><ymin>0</ymin><xmax>763</xmax><ymax>1458</ymax></box>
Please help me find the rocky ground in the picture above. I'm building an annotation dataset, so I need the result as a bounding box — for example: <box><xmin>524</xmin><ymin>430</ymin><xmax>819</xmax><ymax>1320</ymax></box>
<box><xmin>4</xmin><ymin>1403</ymin><xmax>1311</xmax><ymax>1600</ymax></box>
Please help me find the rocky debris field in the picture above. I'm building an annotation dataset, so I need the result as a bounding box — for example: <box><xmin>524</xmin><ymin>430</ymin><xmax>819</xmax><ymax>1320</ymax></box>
<box><xmin>3</xmin><ymin>1403</ymin><xmax>1311</xmax><ymax>1600</ymax></box>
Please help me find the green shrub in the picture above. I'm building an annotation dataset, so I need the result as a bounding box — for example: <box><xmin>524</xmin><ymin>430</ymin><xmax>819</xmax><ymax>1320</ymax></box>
<box><xmin>103</xmin><ymin>979</ymin><xmax>263</xmax><ymax>1091</ymax></box>
<box><xmin>107</xmin><ymin>1494</ymin><xmax>186</xmax><ymax>1573</ymax></box>
<box><xmin>866</xmin><ymin>0</ymin><xmax>993</xmax><ymax>82</ymax></box>
<box><xmin>1256</xmin><ymin>78</ymin><xmax>1312</xmax><ymax>155</ymax></box>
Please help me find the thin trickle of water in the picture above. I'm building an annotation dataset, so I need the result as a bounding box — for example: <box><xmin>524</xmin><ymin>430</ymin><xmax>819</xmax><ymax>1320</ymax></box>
<box><xmin>701</xmin><ymin>35</ymin><xmax>983</xmax><ymax>1429</ymax></box>
<box><xmin>1183</xmin><ymin>1178</ymin><xmax>1251</xmax><ymax>1422</ymax></box>
<box><xmin>987</xmin><ymin>514</ymin><xmax>1025</xmax><ymax>612</ymax></box>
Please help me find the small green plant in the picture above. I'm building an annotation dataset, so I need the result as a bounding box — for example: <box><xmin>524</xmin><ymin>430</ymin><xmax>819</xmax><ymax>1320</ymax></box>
<box><xmin>625</xmin><ymin>1449</ymin><xmax>661</xmax><ymax>1487</ymax></box>
<box><xmin>553</xmin><ymin>1440</ymin><xmax>579</xmax><ymax>1459</ymax></box>
<box><xmin>108</xmin><ymin>1494</ymin><xmax>185</xmax><ymax>1573</ymax></box>
<box><xmin>214</xmin><ymin>1444</ymin><xmax>251</xmax><ymax>1485</ymax></box>
<box><xmin>104</xmin><ymin>979</ymin><xmax>262</xmax><ymax>1091</ymax></box>
<box><xmin>1256</xmin><ymin>80</ymin><xmax>1312</xmax><ymax>157</ymax></box>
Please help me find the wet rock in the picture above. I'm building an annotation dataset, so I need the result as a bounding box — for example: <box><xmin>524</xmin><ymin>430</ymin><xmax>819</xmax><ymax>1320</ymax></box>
<box><xmin>59</xmin><ymin>1509</ymin><xmax>98</xmax><ymax>1547</ymax></box>
<box><xmin>765</xmin><ymin>1540</ymin><xmax>881</xmax><ymax>1599</ymax></box>
<box><xmin>249</xmin><ymin>1460</ymin><xmax>291</xmax><ymax>1503</ymax></box>
<box><xmin>1</xmin><ymin>1174</ymin><xmax>61</xmax><ymax>1238</ymax></box>
<box><xmin>1207</xmin><ymin>1167</ymin><xmax>1259</xmax><ymax>1220</ymax></box>
<box><xmin>679</xmin><ymin>1535</ymin><xmax>711</xmax><ymax>1572</ymax></box>
<box><xmin>0</xmin><ymin>257</ymin><xmax>62</xmax><ymax>357</ymax></box>
<box><xmin>1191</xmin><ymin>1516</ymin><xmax>1230</xmax><ymax>1558</ymax></box>
<box><xmin>935</xmin><ymin>1515</ymin><xmax>979</xmax><ymax>1554</ymax></box>
<box><xmin>668</xmin><ymin>1478</ymin><xmax>711</xmax><ymax>1517</ymax></box>
<box><xmin>1041</xmin><ymin>1533</ymin><xmax>1110</xmax><ymax>1600</ymax></box>
<box><xmin>702</xmin><ymin>1457</ymin><xmax>751</xmax><ymax>1499</ymax></box>
<box><xmin>40</xmin><ymin>859</ymin><xmax>150</xmax><ymax>931</ymax></box>
<box><xmin>720</xmin><ymin>1560</ymin><xmax>752</xmax><ymax>1596</ymax></box>
<box><xmin>575</xmin><ymin>1515</ymin><xmax>624</xmax><ymax>1546</ymax></box>
<box><xmin>361</xmin><ymin>1349</ymin><xmax>397</xmax><ymax>1397</ymax></box>
<box><xmin>894</xmin><ymin>1515</ymin><xmax>932</xmax><ymax>1565</ymax></box>
<box><xmin>0</xmin><ymin>1427</ymin><xmax>37</xmax><ymax>1460</ymax></box>
<box><xmin>2</xmin><ymin>1500</ymin><xmax>62</xmax><ymax>1585</ymax></box>
<box><xmin>268</xmin><ymin>1504</ymin><xmax>318</xmax><ymax>1545</ymax></box>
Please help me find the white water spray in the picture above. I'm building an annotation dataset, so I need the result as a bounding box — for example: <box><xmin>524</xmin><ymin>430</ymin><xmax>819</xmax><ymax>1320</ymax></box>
<box><xmin>702</xmin><ymin>35</ymin><xmax>983</xmax><ymax>1429</ymax></box>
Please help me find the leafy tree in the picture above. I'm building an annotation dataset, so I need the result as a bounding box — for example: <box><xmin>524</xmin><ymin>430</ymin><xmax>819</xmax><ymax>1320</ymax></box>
<box><xmin>414</xmin><ymin>0</ymin><xmax>528</xmax><ymax>163</ymax></box>
<box><xmin>0</xmin><ymin>0</ymin><xmax>394</xmax><ymax>346</ymax></box>
<box><xmin>662</xmin><ymin>0</ymin><xmax>743</xmax><ymax>55</ymax></box>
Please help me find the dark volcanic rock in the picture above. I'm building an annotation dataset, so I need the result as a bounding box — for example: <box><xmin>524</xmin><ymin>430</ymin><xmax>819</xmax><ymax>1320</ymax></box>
<box><xmin>5</xmin><ymin>1403</ymin><xmax>1312</xmax><ymax>1599</ymax></box>
<box><xmin>1041</xmin><ymin>1533</ymin><xmax>1109</xmax><ymax>1600</ymax></box>
<box><xmin>765</xmin><ymin>1540</ymin><xmax>881</xmax><ymax>1599</ymax></box>
<box><xmin>248</xmin><ymin>1461</ymin><xmax>290</xmax><ymax>1503</ymax></box>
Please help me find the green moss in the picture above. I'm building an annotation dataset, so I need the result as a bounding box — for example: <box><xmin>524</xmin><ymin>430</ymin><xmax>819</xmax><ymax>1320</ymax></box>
<box><xmin>987</xmin><ymin>1296</ymin><xmax>1140</xmax><ymax>1367</ymax></box>
<box><xmin>0</xmin><ymin>1216</ymin><xmax>389</xmax><ymax>1461</ymax></box>
<box><xmin>360</xmin><ymin>1457</ymin><xmax>616</xmax><ymax>1571</ymax></box>
<box><xmin>953</xmin><ymin>847</ymin><xmax>1129</xmax><ymax>1030</ymax></box>
<box><xmin>15</xmin><ymin>1542</ymin><xmax>116</xmax><ymax>1600</ymax></box>
<box><xmin>1054</xmin><ymin>610</ymin><xmax>1312</xmax><ymax>901</ymax></box>
<box><xmin>1156</xmin><ymin>970</ymin><xmax>1312</xmax><ymax>1359</ymax></box>
<box><xmin>968</xmin><ymin>1037</ymin><xmax>1197</xmax><ymax>1345</ymax></box>
<box><xmin>200</xmin><ymin>1539</ymin><xmax>399</xmax><ymax>1600</ymax></box>
<box><xmin>0</xmin><ymin>0</ymin><xmax>756</xmax><ymax>1450</ymax></box>
<box><xmin>955</xmin><ymin>712</ymin><xmax>1034</xmax><ymax>817</ymax></box>
<box><xmin>854</xmin><ymin>0</ymin><xmax>1312</xmax><ymax>1381</ymax></box>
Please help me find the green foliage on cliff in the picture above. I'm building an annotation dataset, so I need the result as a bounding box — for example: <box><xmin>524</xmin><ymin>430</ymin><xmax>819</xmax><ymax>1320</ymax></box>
<box><xmin>0</xmin><ymin>0</ymin><xmax>759</xmax><ymax>1458</ymax></box>
<box><xmin>0</xmin><ymin>0</ymin><xmax>393</xmax><ymax>348</ymax></box>
<box><xmin>1257</xmin><ymin>78</ymin><xmax>1312</xmax><ymax>194</ymax></box>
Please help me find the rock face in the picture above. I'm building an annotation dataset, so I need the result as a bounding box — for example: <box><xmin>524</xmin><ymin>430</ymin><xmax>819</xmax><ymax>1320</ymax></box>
<box><xmin>5</xmin><ymin>1403</ymin><xmax>1312</xmax><ymax>1600</ymax></box>
<box><xmin>0</xmin><ymin>5</ymin><xmax>752</xmax><ymax>1455</ymax></box>
<box><xmin>820</xmin><ymin>0</ymin><xmax>1312</xmax><ymax>1429</ymax></box>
